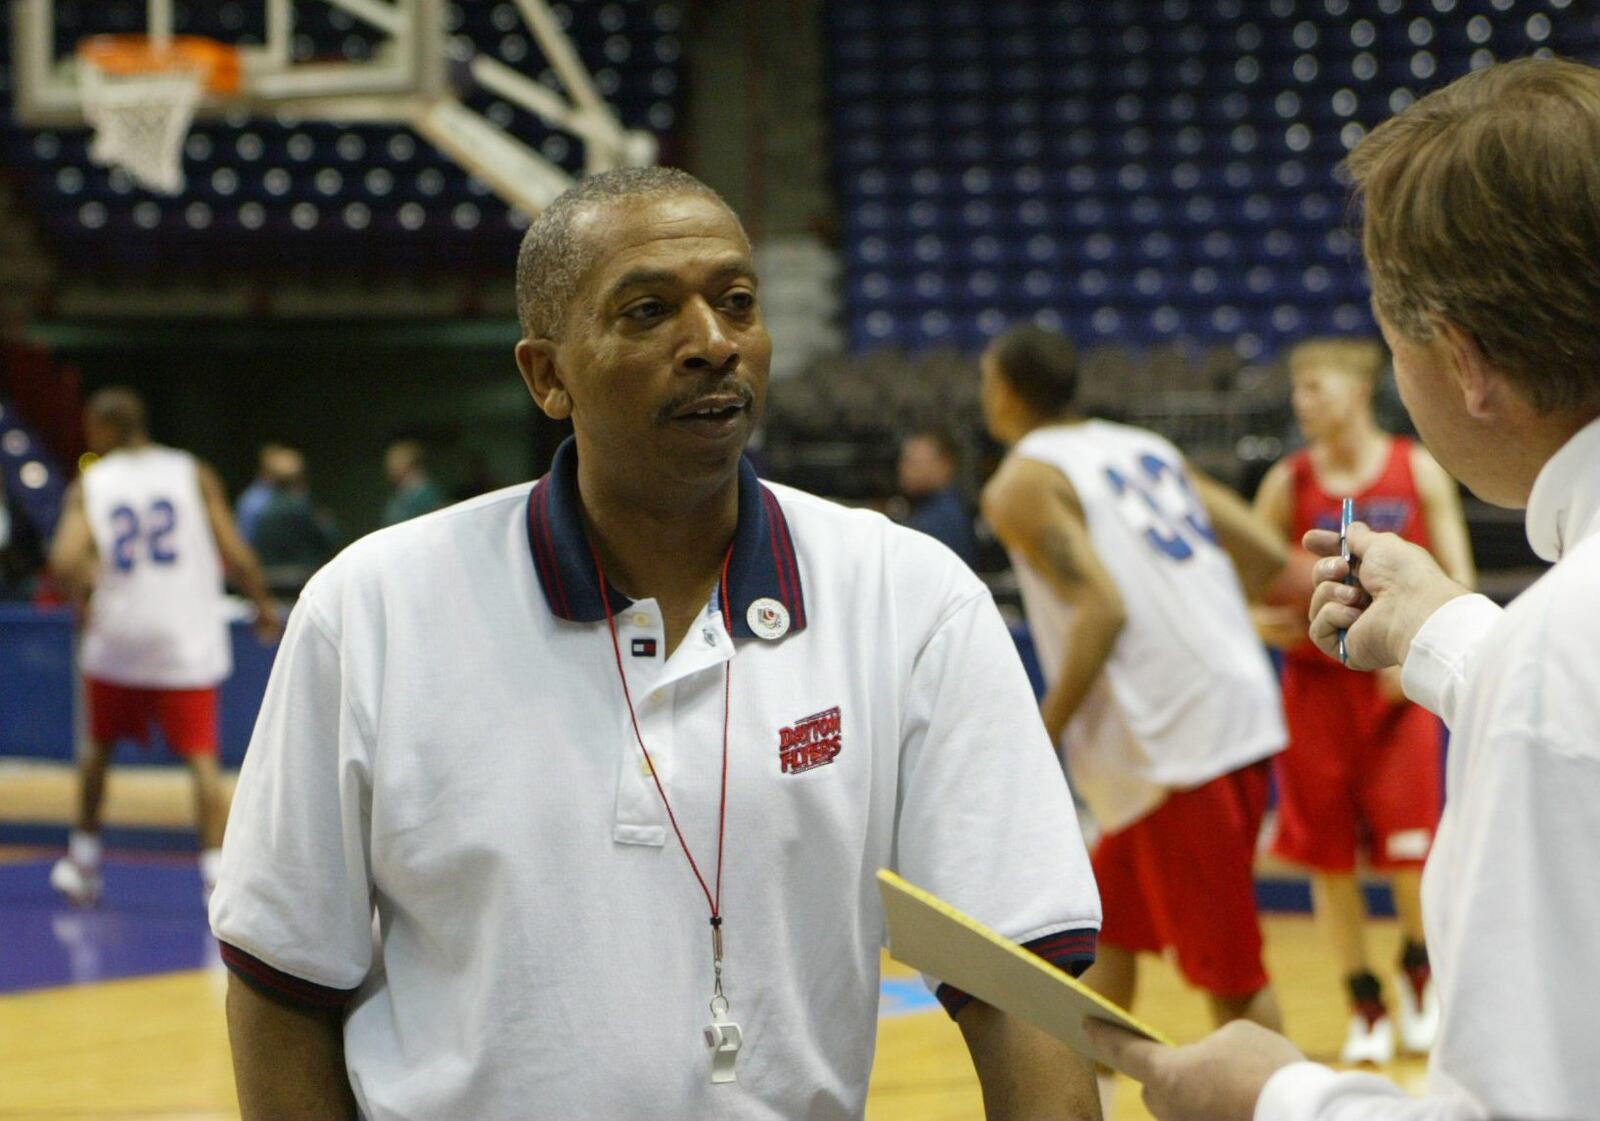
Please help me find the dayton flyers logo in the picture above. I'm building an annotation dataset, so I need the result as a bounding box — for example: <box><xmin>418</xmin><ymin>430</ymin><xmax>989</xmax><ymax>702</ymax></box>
<box><xmin>778</xmin><ymin>706</ymin><xmax>842</xmax><ymax>775</ymax></box>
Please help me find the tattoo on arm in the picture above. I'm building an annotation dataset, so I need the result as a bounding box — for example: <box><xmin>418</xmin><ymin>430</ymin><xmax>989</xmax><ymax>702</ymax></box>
<box><xmin>1038</xmin><ymin>524</ymin><xmax>1084</xmax><ymax>585</ymax></box>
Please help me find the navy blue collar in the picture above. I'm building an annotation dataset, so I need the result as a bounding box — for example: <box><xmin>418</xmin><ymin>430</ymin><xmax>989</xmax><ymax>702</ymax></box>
<box><xmin>526</xmin><ymin>437</ymin><xmax>807</xmax><ymax>639</ymax></box>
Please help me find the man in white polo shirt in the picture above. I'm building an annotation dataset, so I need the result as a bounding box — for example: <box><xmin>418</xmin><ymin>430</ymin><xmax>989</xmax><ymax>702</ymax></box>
<box><xmin>1084</xmin><ymin>57</ymin><xmax>1600</xmax><ymax>1121</ymax></box>
<box><xmin>212</xmin><ymin>167</ymin><xmax>1103</xmax><ymax>1120</ymax></box>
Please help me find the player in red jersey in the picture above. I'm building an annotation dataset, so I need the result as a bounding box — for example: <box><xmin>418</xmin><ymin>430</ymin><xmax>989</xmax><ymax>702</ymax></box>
<box><xmin>1253</xmin><ymin>338</ymin><xmax>1475</xmax><ymax>1064</ymax></box>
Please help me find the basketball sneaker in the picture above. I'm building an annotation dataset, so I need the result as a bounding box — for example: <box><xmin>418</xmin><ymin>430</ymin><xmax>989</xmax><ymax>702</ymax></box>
<box><xmin>1341</xmin><ymin>971</ymin><xmax>1395</xmax><ymax>1064</ymax></box>
<box><xmin>49</xmin><ymin>856</ymin><xmax>104</xmax><ymax>907</ymax></box>
<box><xmin>1396</xmin><ymin>968</ymin><xmax>1440</xmax><ymax>1053</ymax></box>
<box><xmin>1340</xmin><ymin>1008</ymin><xmax>1396</xmax><ymax>1064</ymax></box>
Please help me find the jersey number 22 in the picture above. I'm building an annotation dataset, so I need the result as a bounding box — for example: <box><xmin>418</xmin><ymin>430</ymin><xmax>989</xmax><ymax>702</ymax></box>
<box><xmin>109</xmin><ymin>499</ymin><xmax>179</xmax><ymax>571</ymax></box>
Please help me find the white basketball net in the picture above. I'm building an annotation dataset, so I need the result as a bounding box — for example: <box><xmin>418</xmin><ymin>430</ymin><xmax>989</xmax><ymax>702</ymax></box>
<box><xmin>79</xmin><ymin>60</ymin><xmax>203</xmax><ymax>196</ymax></box>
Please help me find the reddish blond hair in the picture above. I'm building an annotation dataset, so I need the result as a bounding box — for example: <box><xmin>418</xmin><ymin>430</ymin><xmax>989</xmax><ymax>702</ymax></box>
<box><xmin>1288</xmin><ymin>338</ymin><xmax>1386</xmax><ymax>384</ymax></box>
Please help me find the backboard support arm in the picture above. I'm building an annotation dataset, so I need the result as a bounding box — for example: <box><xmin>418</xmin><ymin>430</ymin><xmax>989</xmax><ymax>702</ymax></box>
<box><xmin>7</xmin><ymin>0</ymin><xmax>657</xmax><ymax>217</ymax></box>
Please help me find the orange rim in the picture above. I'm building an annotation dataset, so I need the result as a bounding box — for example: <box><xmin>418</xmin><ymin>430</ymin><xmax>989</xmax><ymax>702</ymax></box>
<box><xmin>76</xmin><ymin>35</ymin><xmax>242</xmax><ymax>96</ymax></box>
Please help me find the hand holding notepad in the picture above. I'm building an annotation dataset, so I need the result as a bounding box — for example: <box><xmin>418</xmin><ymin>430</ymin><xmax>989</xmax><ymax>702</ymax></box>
<box><xmin>877</xmin><ymin>869</ymin><xmax>1172</xmax><ymax>1075</ymax></box>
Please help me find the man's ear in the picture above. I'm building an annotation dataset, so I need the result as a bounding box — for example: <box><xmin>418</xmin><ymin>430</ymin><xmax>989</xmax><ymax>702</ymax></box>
<box><xmin>1434</xmin><ymin>319</ymin><xmax>1505</xmax><ymax>421</ymax></box>
<box><xmin>515</xmin><ymin>338</ymin><xmax>573</xmax><ymax>420</ymax></box>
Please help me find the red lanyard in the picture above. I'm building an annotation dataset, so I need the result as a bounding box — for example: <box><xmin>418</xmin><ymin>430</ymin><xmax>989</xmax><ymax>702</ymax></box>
<box><xmin>589</xmin><ymin>543</ymin><xmax>735</xmax><ymax>931</ymax></box>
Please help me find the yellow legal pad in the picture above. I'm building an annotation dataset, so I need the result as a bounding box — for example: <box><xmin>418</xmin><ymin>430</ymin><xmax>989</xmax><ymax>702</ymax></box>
<box><xmin>877</xmin><ymin>869</ymin><xmax>1173</xmax><ymax>1074</ymax></box>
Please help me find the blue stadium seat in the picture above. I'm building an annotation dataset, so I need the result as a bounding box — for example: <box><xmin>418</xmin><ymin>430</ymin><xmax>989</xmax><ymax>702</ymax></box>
<box><xmin>825</xmin><ymin>0</ymin><xmax>1600</xmax><ymax>352</ymax></box>
<box><xmin>825</xmin><ymin>1</ymin><xmax>1600</xmax><ymax>350</ymax></box>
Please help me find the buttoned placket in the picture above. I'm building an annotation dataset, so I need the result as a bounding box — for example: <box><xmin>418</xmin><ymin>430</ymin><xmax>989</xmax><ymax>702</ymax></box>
<box><xmin>610</xmin><ymin>597</ymin><xmax>737</xmax><ymax>847</ymax></box>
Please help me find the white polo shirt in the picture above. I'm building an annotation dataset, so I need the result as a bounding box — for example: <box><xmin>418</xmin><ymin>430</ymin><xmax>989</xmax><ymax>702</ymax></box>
<box><xmin>1257</xmin><ymin>415</ymin><xmax>1600</xmax><ymax>1121</ymax></box>
<box><xmin>211</xmin><ymin>438</ymin><xmax>1101</xmax><ymax>1121</ymax></box>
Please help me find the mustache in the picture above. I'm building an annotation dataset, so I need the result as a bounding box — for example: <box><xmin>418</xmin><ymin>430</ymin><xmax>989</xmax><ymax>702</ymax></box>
<box><xmin>658</xmin><ymin>379</ymin><xmax>756</xmax><ymax>422</ymax></box>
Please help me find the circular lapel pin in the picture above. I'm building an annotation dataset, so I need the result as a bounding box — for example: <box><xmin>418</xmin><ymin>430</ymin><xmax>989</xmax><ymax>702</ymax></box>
<box><xmin>746</xmin><ymin>597</ymin><xmax>790</xmax><ymax>640</ymax></box>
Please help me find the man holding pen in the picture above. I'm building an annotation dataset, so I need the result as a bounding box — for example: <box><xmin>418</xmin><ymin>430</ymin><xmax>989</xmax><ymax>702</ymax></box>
<box><xmin>1087</xmin><ymin>56</ymin><xmax>1600</xmax><ymax>1121</ymax></box>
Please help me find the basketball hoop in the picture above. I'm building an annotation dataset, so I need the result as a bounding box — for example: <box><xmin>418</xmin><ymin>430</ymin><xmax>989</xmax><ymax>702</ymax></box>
<box><xmin>76</xmin><ymin>35</ymin><xmax>241</xmax><ymax>196</ymax></box>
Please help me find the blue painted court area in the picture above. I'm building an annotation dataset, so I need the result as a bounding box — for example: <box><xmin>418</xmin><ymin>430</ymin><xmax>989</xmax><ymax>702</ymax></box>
<box><xmin>1</xmin><ymin>854</ymin><xmax>945</xmax><ymax>1019</ymax></box>
<box><xmin>0</xmin><ymin>855</ymin><xmax>216</xmax><ymax>994</ymax></box>
<box><xmin>879</xmin><ymin>976</ymin><xmax>939</xmax><ymax>1017</ymax></box>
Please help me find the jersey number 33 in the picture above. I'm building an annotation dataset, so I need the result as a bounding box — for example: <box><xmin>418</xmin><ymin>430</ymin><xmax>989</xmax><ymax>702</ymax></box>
<box><xmin>1104</xmin><ymin>454</ymin><xmax>1217</xmax><ymax>562</ymax></box>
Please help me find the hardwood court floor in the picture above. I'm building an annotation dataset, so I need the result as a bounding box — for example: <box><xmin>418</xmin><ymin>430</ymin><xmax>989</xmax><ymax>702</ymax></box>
<box><xmin>0</xmin><ymin>767</ymin><xmax>1425</xmax><ymax>1118</ymax></box>
<box><xmin>0</xmin><ymin>911</ymin><xmax>1427</xmax><ymax>1121</ymax></box>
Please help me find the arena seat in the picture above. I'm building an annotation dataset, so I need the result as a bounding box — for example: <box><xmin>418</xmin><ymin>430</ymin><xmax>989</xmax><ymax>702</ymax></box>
<box><xmin>825</xmin><ymin>0</ymin><xmax>1599</xmax><ymax>354</ymax></box>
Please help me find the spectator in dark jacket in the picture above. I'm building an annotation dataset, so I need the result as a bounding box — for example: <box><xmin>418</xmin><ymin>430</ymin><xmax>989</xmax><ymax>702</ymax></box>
<box><xmin>898</xmin><ymin>428</ymin><xmax>979</xmax><ymax>568</ymax></box>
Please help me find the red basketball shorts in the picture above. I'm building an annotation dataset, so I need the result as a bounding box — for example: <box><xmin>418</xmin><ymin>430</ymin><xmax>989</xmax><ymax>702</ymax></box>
<box><xmin>1271</xmin><ymin>661</ymin><xmax>1443</xmax><ymax>873</ymax></box>
<box><xmin>86</xmin><ymin>678</ymin><xmax>220</xmax><ymax>758</ymax></box>
<box><xmin>1093</xmin><ymin>758</ymin><xmax>1272</xmax><ymax>999</ymax></box>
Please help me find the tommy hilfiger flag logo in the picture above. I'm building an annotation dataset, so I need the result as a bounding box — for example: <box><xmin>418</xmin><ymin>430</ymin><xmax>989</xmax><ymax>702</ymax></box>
<box><xmin>631</xmin><ymin>638</ymin><xmax>657</xmax><ymax>657</ymax></box>
<box><xmin>778</xmin><ymin>706</ymin><xmax>842</xmax><ymax>775</ymax></box>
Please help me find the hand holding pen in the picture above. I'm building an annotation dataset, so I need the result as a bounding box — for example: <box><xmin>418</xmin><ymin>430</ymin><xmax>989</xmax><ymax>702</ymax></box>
<box><xmin>1301</xmin><ymin>519</ymin><xmax>1471</xmax><ymax>672</ymax></box>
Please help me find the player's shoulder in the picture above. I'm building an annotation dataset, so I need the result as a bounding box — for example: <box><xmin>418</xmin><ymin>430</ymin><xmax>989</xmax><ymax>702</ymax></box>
<box><xmin>1253</xmin><ymin>454</ymin><xmax>1298</xmax><ymax>502</ymax></box>
<box><xmin>1266</xmin><ymin>442</ymin><xmax>1307</xmax><ymax>475</ymax></box>
<box><xmin>1013</xmin><ymin>418</ymin><xmax>1105</xmax><ymax>457</ymax></box>
<box><xmin>82</xmin><ymin>445</ymin><xmax>175</xmax><ymax>490</ymax></box>
<box><xmin>1016</xmin><ymin>419</ymin><xmax>1189</xmax><ymax>483</ymax></box>
<box><xmin>1024</xmin><ymin>417</ymin><xmax>1179</xmax><ymax>460</ymax></box>
<box><xmin>1009</xmin><ymin>420</ymin><xmax>1138</xmax><ymax>480</ymax></box>
<box><xmin>982</xmin><ymin>449</ymin><xmax>1075</xmax><ymax>526</ymax></box>
<box><xmin>1123</xmin><ymin>422</ymin><xmax>1198</xmax><ymax>478</ymax></box>
<box><xmin>100</xmin><ymin>444</ymin><xmax>201</xmax><ymax>473</ymax></box>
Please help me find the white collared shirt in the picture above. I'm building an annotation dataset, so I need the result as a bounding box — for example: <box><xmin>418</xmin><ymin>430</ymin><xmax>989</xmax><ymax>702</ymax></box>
<box><xmin>211</xmin><ymin>441</ymin><xmax>1101</xmax><ymax>1121</ymax></box>
<box><xmin>1258</xmin><ymin>415</ymin><xmax>1600</xmax><ymax>1121</ymax></box>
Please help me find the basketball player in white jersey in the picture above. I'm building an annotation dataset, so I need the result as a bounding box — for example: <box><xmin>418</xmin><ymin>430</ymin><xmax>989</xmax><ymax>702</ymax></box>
<box><xmin>47</xmin><ymin>388</ymin><xmax>280</xmax><ymax>904</ymax></box>
<box><xmin>980</xmin><ymin>326</ymin><xmax>1288</xmax><ymax>1094</ymax></box>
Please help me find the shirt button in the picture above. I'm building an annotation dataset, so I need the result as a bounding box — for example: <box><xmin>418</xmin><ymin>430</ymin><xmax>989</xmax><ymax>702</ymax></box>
<box><xmin>702</xmin><ymin>628</ymin><xmax>716</xmax><ymax>646</ymax></box>
<box><xmin>632</xmin><ymin>613</ymin><xmax>650</xmax><ymax>627</ymax></box>
<box><xmin>639</xmin><ymin>757</ymin><xmax>655</xmax><ymax>777</ymax></box>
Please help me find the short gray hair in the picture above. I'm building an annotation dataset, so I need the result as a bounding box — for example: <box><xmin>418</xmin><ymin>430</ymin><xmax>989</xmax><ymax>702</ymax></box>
<box><xmin>514</xmin><ymin>166</ymin><xmax>741</xmax><ymax>340</ymax></box>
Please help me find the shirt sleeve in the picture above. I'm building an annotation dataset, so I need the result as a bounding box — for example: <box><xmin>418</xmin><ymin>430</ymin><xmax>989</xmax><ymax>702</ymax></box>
<box><xmin>893</xmin><ymin>589</ymin><xmax>1102</xmax><ymax>1016</ymax></box>
<box><xmin>209</xmin><ymin>591</ymin><xmax>375</xmax><ymax>1011</ymax></box>
<box><xmin>1256</xmin><ymin>1063</ymin><xmax>1488</xmax><ymax>1121</ymax></box>
<box><xmin>1399</xmin><ymin>593</ymin><xmax>1501</xmax><ymax>727</ymax></box>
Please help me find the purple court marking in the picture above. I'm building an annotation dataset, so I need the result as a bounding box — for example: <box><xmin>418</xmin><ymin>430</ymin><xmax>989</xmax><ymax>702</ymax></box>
<box><xmin>0</xmin><ymin>857</ymin><xmax>217</xmax><ymax>994</ymax></box>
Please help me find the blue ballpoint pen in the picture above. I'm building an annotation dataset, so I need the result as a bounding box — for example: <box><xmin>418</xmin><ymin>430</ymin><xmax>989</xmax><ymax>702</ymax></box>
<box><xmin>1338</xmin><ymin>497</ymin><xmax>1354</xmax><ymax>665</ymax></box>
